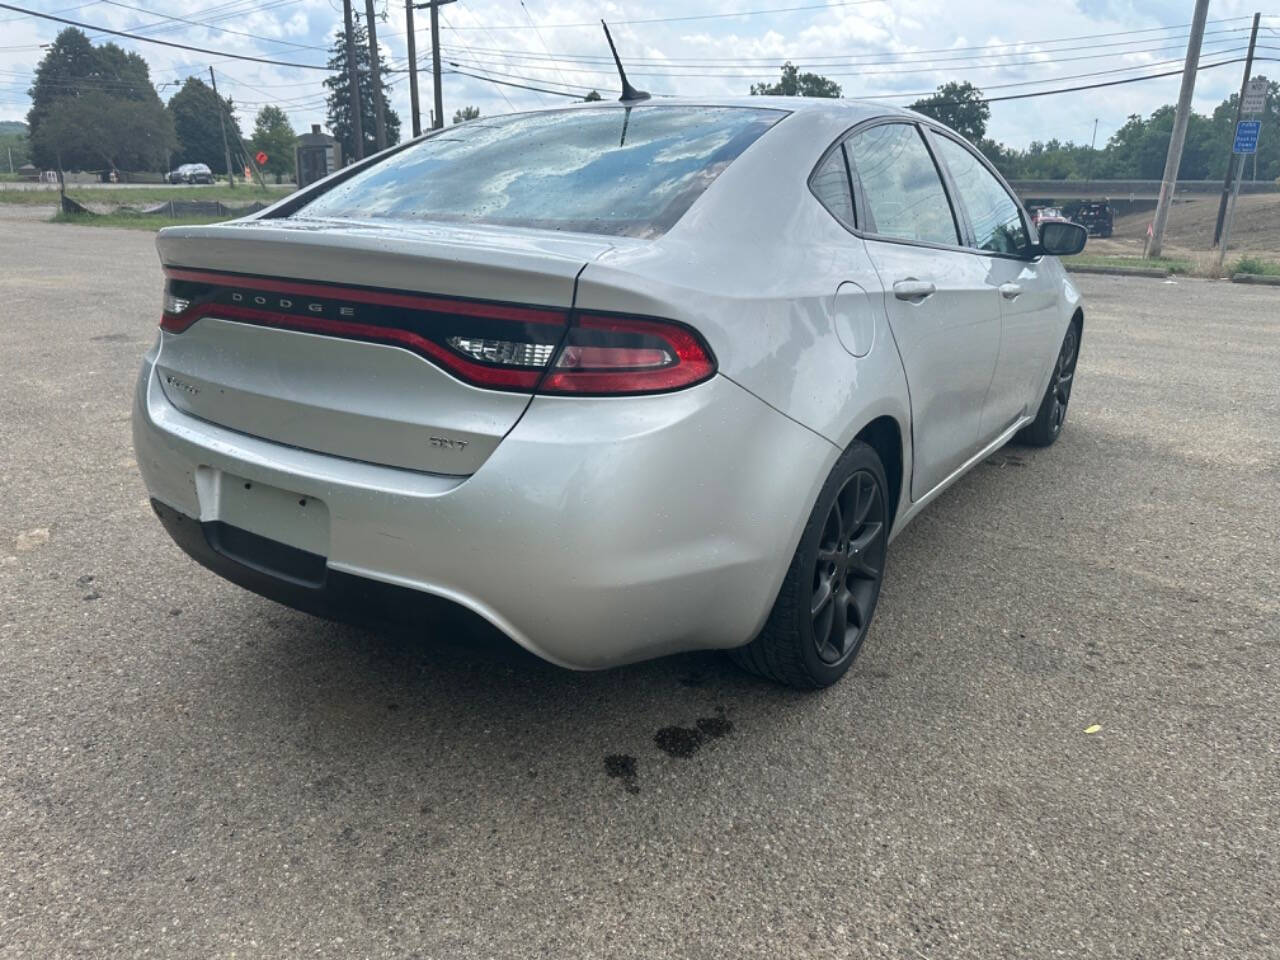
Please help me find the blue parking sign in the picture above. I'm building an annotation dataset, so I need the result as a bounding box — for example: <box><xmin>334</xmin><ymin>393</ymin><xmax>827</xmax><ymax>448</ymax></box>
<box><xmin>1233</xmin><ymin>120</ymin><xmax>1260</xmax><ymax>155</ymax></box>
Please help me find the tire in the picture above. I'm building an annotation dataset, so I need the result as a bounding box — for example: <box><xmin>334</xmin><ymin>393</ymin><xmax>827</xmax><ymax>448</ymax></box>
<box><xmin>730</xmin><ymin>441</ymin><xmax>890</xmax><ymax>689</ymax></box>
<box><xmin>1016</xmin><ymin>319</ymin><xmax>1080</xmax><ymax>448</ymax></box>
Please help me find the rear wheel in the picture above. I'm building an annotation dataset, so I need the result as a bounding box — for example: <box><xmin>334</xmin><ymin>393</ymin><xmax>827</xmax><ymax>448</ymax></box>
<box><xmin>731</xmin><ymin>442</ymin><xmax>889</xmax><ymax>689</ymax></box>
<box><xmin>1016</xmin><ymin>320</ymin><xmax>1080</xmax><ymax>447</ymax></box>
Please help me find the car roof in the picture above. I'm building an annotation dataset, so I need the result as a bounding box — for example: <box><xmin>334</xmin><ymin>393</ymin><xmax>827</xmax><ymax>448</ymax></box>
<box><xmin>558</xmin><ymin>95</ymin><xmax>918</xmax><ymax>124</ymax></box>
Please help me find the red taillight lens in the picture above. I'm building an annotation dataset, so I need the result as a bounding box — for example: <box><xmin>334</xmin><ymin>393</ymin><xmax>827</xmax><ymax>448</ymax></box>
<box><xmin>158</xmin><ymin>269</ymin><xmax>715</xmax><ymax>396</ymax></box>
<box><xmin>540</xmin><ymin>315</ymin><xmax>715</xmax><ymax>396</ymax></box>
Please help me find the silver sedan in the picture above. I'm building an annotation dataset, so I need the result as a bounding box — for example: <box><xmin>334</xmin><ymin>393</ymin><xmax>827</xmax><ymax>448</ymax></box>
<box><xmin>133</xmin><ymin>97</ymin><xmax>1086</xmax><ymax>688</ymax></box>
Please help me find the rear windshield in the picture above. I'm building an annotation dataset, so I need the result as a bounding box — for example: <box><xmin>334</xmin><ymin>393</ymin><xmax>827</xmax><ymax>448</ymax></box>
<box><xmin>290</xmin><ymin>105</ymin><xmax>785</xmax><ymax>238</ymax></box>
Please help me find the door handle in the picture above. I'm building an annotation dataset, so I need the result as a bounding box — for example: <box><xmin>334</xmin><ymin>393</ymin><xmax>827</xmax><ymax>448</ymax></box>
<box><xmin>893</xmin><ymin>279</ymin><xmax>936</xmax><ymax>302</ymax></box>
<box><xmin>999</xmin><ymin>282</ymin><xmax>1022</xmax><ymax>300</ymax></box>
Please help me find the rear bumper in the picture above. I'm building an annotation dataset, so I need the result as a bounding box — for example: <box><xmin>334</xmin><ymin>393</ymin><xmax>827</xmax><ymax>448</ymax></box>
<box><xmin>133</xmin><ymin>346</ymin><xmax>837</xmax><ymax>669</ymax></box>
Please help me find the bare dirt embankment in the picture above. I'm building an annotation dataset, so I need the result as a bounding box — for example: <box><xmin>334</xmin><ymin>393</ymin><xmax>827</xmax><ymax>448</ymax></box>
<box><xmin>1089</xmin><ymin>193</ymin><xmax>1280</xmax><ymax>262</ymax></box>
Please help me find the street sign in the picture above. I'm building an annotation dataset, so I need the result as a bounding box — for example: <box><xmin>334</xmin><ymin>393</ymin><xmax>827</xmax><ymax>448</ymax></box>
<box><xmin>1233</xmin><ymin>120</ymin><xmax>1260</xmax><ymax>155</ymax></box>
<box><xmin>1242</xmin><ymin>77</ymin><xmax>1267</xmax><ymax>115</ymax></box>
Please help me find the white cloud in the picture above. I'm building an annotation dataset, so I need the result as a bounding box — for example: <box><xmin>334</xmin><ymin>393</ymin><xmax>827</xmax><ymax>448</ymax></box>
<box><xmin>0</xmin><ymin>0</ymin><xmax>1267</xmax><ymax>152</ymax></box>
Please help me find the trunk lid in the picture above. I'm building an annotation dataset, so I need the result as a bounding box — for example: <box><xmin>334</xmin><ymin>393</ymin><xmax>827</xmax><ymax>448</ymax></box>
<box><xmin>154</xmin><ymin>219</ymin><xmax>613</xmax><ymax>475</ymax></box>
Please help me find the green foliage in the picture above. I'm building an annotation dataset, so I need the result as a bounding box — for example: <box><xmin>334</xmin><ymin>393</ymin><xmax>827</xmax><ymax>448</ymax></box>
<box><xmin>452</xmin><ymin>106</ymin><xmax>480</xmax><ymax>124</ymax></box>
<box><xmin>1233</xmin><ymin>256</ymin><xmax>1280</xmax><ymax>276</ymax></box>
<box><xmin>910</xmin><ymin>82</ymin><xmax>990</xmax><ymax>142</ymax></box>
<box><xmin>1</xmin><ymin>130</ymin><xmax>30</xmax><ymax>170</ymax></box>
<box><xmin>25</xmin><ymin>28</ymin><xmax>170</xmax><ymax>171</ymax></box>
<box><xmin>168</xmin><ymin>77</ymin><xmax>243</xmax><ymax>175</ymax></box>
<box><xmin>323</xmin><ymin>15</ymin><xmax>401</xmax><ymax>161</ymax></box>
<box><xmin>954</xmin><ymin>77</ymin><xmax>1277</xmax><ymax>183</ymax></box>
<box><xmin>749</xmin><ymin>62</ymin><xmax>841</xmax><ymax>98</ymax></box>
<box><xmin>250</xmin><ymin>105</ymin><xmax>297</xmax><ymax>181</ymax></box>
<box><xmin>30</xmin><ymin>88</ymin><xmax>174</xmax><ymax>174</ymax></box>
<box><xmin>52</xmin><ymin>210</ymin><xmax>234</xmax><ymax>230</ymax></box>
<box><xmin>583</xmin><ymin>90</ymin><xmax>602</xmax><ymax>102</ymax></box>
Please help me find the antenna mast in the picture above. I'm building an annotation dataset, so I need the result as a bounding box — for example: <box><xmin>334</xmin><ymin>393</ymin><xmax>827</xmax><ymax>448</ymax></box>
<box><xmin>601</xmin><ymin>20</ymin><xmax>650</xmax><ymax>102</ymax></box>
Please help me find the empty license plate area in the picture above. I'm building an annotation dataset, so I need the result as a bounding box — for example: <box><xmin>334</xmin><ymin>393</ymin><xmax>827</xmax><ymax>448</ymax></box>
<box><xmin>194</xmin><ymin>467</ymin><xmax>331</xmax><ymax>578</ymax></box>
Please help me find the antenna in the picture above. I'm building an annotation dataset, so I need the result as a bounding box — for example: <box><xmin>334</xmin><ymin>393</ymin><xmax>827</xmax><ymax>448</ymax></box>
<box><xmin>601</xmin><ymin>19</ymin><xmax>650</xmax><ymax>102</ymax></box>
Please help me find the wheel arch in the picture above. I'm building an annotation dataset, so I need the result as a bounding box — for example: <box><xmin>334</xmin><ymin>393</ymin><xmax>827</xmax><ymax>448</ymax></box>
<box><xmin>852</xmin><ymin>414</ymin><xmax>905</xmax><ymax>534</ymax></box>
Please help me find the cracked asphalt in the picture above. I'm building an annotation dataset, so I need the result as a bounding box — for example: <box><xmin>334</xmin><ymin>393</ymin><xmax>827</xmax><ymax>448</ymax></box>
<box><xmin>1</xmin><ymin>219</ymin><xmax>1277</xmax><ymax>959</ymax></box>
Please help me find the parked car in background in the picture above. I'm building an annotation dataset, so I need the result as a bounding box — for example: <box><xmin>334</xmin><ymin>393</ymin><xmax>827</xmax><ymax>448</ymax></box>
<box><xmin>1075</xmin><ymin>201</ymin><xmax>1115</xmax><ymax>238</ymax></box>
<box><xmin>134</xmin><ymin>99</ymin><xmax>1087</xmax><ymax>689</ymax></box>
<box><xmin>1029</xmin><ymin>205</ymin><xmax>1070</xmax><ymax>229</ymax></box>
<box><xmin>167</xmin><ymin>163</ymin><xmax>214</xmax><ymax>184</ymax></box>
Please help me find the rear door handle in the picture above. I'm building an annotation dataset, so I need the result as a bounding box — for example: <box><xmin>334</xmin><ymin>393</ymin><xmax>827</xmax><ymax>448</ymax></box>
<box><xmin>999</xmin><ymin>282</ymin><xmax>1022</xmax><ymax>300</ymax></box>
<box><xmin>893</xmin><ymin>279</ymin><xmax>936</xmax><ymax>302</ymax></box>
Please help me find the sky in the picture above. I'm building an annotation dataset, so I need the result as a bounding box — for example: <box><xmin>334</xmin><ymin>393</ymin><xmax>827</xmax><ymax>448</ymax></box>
<box><xmin>1</xmin><ymin>0</ymin><xmax>1277</xmax><ymax>150</ymax></box>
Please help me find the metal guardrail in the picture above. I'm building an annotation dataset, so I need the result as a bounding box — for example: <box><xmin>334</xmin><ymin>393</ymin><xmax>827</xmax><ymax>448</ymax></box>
<box><xmin>1010</xmin><ymin>179</ymin><xmax>1279</xmax><ymax>200</ymax></box>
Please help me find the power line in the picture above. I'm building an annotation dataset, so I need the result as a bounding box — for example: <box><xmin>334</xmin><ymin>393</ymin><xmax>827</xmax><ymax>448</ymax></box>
<box><xmin>0</xmin><ymin>0</ymin><xmax>99</xmax><ymax>22</ymax></box>
<box><xmin>439</xmin><ymin>8</ymin><xmax>519</xmax><ymax>113</ymax></box>
<box><xmin>0</xmin><ymin>2</ymin><xmax>329</xmax><ymax>69</ymax></box>
<box><xmin>428</xmin><ymin>0</ymin><xmax>888</xmax><ymax>30</ymax></box>
<box><xmin>435</xmin><ymin>24</ymin><xmax>1254</xmax><ymax>70</ymax></box>
<box><xmin>514</xmin><ymin>0</ymin><xmax>571</xmax><ymax>101</ymax></box>
<box><xmin>94</xmin><ymin>0</ymin><xmax>328</xmax><ymax>51</ymax></box>
<box><xmin>437</xmin><ymin>36</ymin><xmax>1251</xmax><ymax>80</ymax></box>
<box><xmin>444</xmin><ymin>65</ymin><xmax>593</xmax><ymax>97</ymax></box>
<box><xmin>439</xmin><ymin>46</ymin><xmax>1250</xmax><ymax>96</ymax></box>
<box><xmin>444</xmin><ymin>52</ymin><xmax>1270</xmax><ymax>104</ymax></box>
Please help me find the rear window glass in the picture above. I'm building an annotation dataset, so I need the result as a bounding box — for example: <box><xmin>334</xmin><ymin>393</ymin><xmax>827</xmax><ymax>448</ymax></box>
<box><xmin>290</xmin><ymin>105</ymin><xmax>785</xmax><ymax>238</ymax></box>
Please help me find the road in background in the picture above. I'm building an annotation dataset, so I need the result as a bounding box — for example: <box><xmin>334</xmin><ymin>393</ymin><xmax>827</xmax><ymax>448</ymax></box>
<box><xmin>1</xmin><ymin>221</ymin><xmax>1277</xmax><ymax>958</ymax></box>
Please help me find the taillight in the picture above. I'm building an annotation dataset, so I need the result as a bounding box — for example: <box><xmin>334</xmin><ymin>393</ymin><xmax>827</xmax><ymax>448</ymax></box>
<box><xmin>158</xmin><ymin>269</ymin><xmax>715</xmax><ymax>396</ymax></box>
<box><xmin>540</xmin><ymin>314</ymin><xmax>715</xmax><ymax>395</ymax></box>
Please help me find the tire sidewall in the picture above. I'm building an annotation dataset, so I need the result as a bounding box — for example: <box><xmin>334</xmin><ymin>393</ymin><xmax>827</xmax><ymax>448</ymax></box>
<box><xmin>789</xmin><ymin>442</ymin><xmax>890</xmax><ymax>686</ymax></box>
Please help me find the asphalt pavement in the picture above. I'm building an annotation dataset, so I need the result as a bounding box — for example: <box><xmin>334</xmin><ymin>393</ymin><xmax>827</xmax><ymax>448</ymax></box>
<box><xmin>1</xmin><ymin>219</ymin><xmax>1277</xmax><ymax>959</ymax></box>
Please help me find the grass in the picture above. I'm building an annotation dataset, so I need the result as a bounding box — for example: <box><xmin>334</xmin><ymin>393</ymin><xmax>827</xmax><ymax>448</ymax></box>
<box><xmin>1063</xmin><ymin>253</ymin><xmax>1194</xmax><ymax>274</ymax></box>
<box><xmin>51</xmin><ymin>210</ymin><xmax>234</xmax><ymax>231</ymax></box>
<box><xmin>1232</xmin><ymin>256</ymin><xmax>1280</xmax><ymax>276</ymax></box>
<box><xmin>0</xmin><ymin>183</ymin><xmax>291</xmax><ymax>207</ymax></box>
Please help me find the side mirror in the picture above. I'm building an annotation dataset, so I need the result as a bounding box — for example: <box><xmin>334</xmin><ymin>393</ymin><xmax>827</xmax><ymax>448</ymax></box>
<box><xmin>1038</xmin><ymin>220</ymin><xmax>1087</xmax><ymax>257</ymax></box>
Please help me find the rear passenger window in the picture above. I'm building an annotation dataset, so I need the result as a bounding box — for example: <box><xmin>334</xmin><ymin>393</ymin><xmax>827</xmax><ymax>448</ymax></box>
<box><xmin>846</xmin><ymin>123</ymin><xmax>958</xmax><ymax>247</ymax></box>
<box><xmin>810</xmin><ymin>146</ymin><xmax>855</xmax><ymax>227</ymax></box>
<box><xmin>932</xmin><ymin>135</ymin><xmax>1030</xmax><ymax>256</ymax></box>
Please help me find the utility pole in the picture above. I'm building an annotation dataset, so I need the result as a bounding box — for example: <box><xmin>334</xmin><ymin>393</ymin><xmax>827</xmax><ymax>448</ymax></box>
<box><xmin>1086</xmin><ymin>118</ymin><xmax>1099</xmax><ymax>180</ymax></box>
<box><xmin>208</xmin><ymin>66</ymin><xmax>235</xmax><ymax>187</ymax></box>
<box><xmin>1146</xmin><ymin>0</ymin><xmax>1210</xmax><ymax>259</ymax></box>
<box><xmin>414</xmin><ymin>0</ymin><xmax>456</xmax><ymax>130</ymax></box>
<box><xmin>1212</xmin><ymin>12</ymin><xmax>1261</xmax><ymax>247</ymax></box>
<box><xmin>363</xmin><ymin>0</ymin><xmax>387</xmax><ymax>150</ymax></box>
<box><xmin>405</xmin><ymin>0</ymin><xmax>421</xmax><ymax>136</ymax></box>
<box><xmin>342</xmin><ymin>0</ymin><xmax>365</xmax><ymax>160</ymax></box>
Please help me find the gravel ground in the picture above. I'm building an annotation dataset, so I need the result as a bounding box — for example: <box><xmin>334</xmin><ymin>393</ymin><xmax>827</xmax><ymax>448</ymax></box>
<box><xmin>1</xmin><ymin>221</ymin><xmax>1277</xmax><ymax>959</ymax></box>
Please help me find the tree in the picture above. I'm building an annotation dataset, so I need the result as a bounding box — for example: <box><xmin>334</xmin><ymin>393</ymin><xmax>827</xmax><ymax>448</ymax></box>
<box><xmin>910</xmin><ymin>82</ymin><xmax>990</xmax><ymax>142</ymax></box>
<box><xmin>749</xmin><ymin>62</ymin><xmax>841</xmax><ymax>98</ymax></box>
<box><xmin>0</xmin><ymin>123</ymin><xmax>30</xmax><ymax>171</ymax></box>
<box><xmin>583</xmin><ymin>90</ymin><xmax>602</xmax><ymax>102</ymax></box>
<box><xmin>324</xmin><ymin>15</ymin><xmax>401</xmax><ymax>162</ymax></box>
<box><xmin>30</xmin><ymin>89</ymin><xmax>174</xmax><ymax>176</ymax></box>
<box><xmin>25</xmin><ymin>28</ymin><xmax>168</xmax><ymax>170</ymax></box>
<box><xmin>168</xmin><ymin>77</ymin><xmax>243</xmax><ymax>175</ymax></box>
<box><xmin>251</xmin><ymin>105</ymin><xmax>297</xmax><ymax>182</ymax></box>
<box><xmin>452</xmin><ymin>106</ymin><xmax>480</xmax><ymax>124</ymax></box>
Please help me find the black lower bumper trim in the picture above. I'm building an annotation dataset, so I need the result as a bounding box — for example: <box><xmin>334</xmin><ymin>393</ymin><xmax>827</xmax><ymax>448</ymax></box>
<box><xmin>151</xmin><ymin>498</ymin><xmax>459</xmax><ymax>627</ymax></box>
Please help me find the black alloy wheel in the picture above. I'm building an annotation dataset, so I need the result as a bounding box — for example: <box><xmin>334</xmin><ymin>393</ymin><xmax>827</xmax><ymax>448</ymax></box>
<box><xmin>1017</xmin><ymin>320</ymin><xmax>1081</xmax><ymax>448</ymax></box>
<box><xmin>811</xmin><ymin>470</ymin><xmax>886</xmax><ymax>665</ymax></box>
<box><xmin>731</xmin><ymin>441</ymin><xmax>890</xmax><ymax>689</ymax></box>
<box><xmin>1047</xmin><ymin>324</ymin><xmax>1078</xmax><ymax>436</ymax></box>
